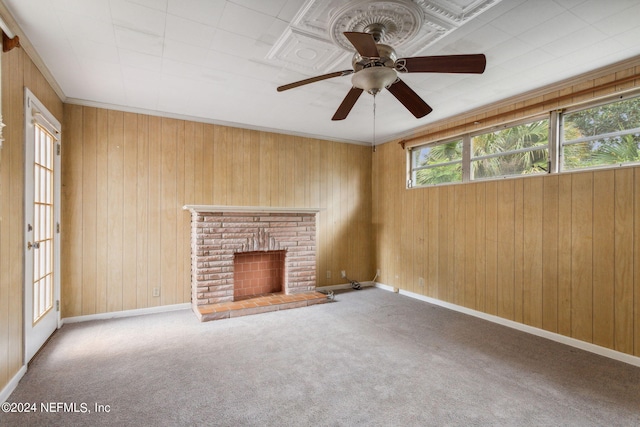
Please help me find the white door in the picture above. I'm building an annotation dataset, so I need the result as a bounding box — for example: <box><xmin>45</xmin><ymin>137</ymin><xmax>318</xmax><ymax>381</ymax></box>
<box><xmin>24</xmin><ymin>89</ymin><xmax>61</xmax><ymax>363</ymax></box>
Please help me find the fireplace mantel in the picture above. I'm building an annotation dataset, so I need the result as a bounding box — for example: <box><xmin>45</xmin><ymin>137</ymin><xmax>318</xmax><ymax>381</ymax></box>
<box><xmin>183</xmin><ymin>205</ymin><xmax>322</xmax><ymax>214</ymax></box>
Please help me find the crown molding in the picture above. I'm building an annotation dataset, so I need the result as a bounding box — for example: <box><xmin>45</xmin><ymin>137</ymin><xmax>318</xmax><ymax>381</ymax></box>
<box><xmin>0</xmin><ymin>1</ymin><xmax>66</xmax><ymax>102</ymax></box>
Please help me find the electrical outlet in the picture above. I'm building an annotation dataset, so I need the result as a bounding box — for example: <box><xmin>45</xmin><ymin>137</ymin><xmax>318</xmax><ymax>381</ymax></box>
<box><xmin>152</xmin><ymin>287</ymin><xmax>160</xmax><ymax>297</ymax></box>
<box><xmin>418</xmin><ymin>277</ymin><xmax>425</xmax><ymax>288</ymax></box>
<box><xmin>377</xmin><ymin>269</ymin><xmax>381</xmax><ymax>276</ymax></box>
<box><xmin>341</xmin><ymin>270</ymin><xmax>346</xmax><ymax>278</ymax></box>
<box><xmin>326</xmin><ymin>270</ymin><xmax>331</xmax><ymax>279</ymax></box>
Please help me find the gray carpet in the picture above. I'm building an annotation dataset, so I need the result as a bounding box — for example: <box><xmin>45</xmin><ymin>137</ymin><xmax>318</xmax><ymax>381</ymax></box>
<box><xmin>2</xmin><ymin>287</ymin><xmax>639</xmax><ymax>426</ymax></box>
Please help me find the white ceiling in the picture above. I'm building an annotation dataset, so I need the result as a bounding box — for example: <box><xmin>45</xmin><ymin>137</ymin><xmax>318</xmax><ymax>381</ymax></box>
<box><xmin>3</xmin><ymin>0</ymin><xmax>640</xmax><ymax>145</ymax></box>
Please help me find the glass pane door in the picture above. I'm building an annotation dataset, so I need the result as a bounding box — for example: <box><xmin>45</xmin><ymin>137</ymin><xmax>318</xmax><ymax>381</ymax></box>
<box><xmin>32</xmin><ymin>123</ymin><xmax>55</xmax><ymax>324</ymax></box>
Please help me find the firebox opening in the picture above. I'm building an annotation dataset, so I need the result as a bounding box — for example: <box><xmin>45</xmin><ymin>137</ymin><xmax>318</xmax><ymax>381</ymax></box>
<box><xmin>233</xmin><ymin>250</ymin><xmax>286</xmax><ymax>300</ymax></box>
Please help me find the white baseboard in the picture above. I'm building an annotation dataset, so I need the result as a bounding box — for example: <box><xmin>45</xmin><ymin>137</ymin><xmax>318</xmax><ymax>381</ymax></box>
<box><xmin>62</xmin><ymin>303</ymin><xmax>191</xmax><ymax>324</ymax></box>
<box><xmin>1</xmin><ymin>365</ymin><xmax>26</xmax><ymax>404</ymax></box>
<box><xmin>374</xmin><ymin>283</ymin><xmax>640</xmax><ymax>369</ymax></box>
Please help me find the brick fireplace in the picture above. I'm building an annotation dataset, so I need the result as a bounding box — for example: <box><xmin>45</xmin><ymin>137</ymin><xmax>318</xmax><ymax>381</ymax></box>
<box><xmin>184</xmin><ymin>205</ymin><xmax>325</xmax><ymax>321</ymax></box>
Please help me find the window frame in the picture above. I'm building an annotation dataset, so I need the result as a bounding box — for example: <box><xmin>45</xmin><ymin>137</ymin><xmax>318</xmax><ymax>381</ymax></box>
<box><xmin>469</xmin><ymin>116</ymin><xmax>551</xmax><ymax>181</ymax></box>
<box><xmin>407</xmin><ymin>137</ymin><xmax>464</xmax><ymax>188</ymax></box>
<box><xmin>406</xmin><ymin>90</ymin><xmax>640</xmax><ymax>189</ymax></box>
<box><xmin>559</xmin><ymin>94</ymin><xmax>640</xmax><ymax>172</ymax></box>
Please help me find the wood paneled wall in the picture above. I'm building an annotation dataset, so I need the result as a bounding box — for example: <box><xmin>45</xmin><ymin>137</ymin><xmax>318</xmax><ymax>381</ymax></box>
<box><xmin>372</xmin><ymin>60</ymin><xmax>640</xmax><ymax>357</ymax></box>
<box><xmin>0</xmin><ymin>47</ymin><xmax>63</xmax><ymax>395</ymax></box>
<box><xmin>61</xmin><ymin>106</ymin><xmax>373</xmax><ymax>318</ymax></box>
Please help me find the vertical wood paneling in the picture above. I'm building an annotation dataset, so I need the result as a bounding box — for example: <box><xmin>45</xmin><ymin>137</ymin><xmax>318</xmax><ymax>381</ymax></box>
<box><xmin>453</xmin><ymin>185</ymin><xmax>465</xmax><ymax>305</ymax></box>
<box><xmin>1</xmin><ymin>47</ymin><xmax>25</xmax><ymax>386</ymax></box>
<box><xmin>523</xmin><ymin>177</ymin><xmax>543</xmax><ymax>328</ymax></box>
<box><xmin>182</xmin><ymin>122</ymin><xmax>196</xmax><ymax>302</ymax></box>
<box><xmin>201</xmin><ymin>124</ymin><xmax>214</xmax><ymax>204</ymax></box>
<box><xmin>474</xmin><ymin>183</ymin><xmax>486</xmax><ymax>311</ymax></box>
<box><xmin>485</xmin><ymin>181</ymin><xmax>498</xmax><ymax>315</ymax></box>
<box><xmin>426</xmin><ymin>187</ymin><xmax>439</xmax><ymax>297</ymax></box>
<box><xmin>464</xmin><ymin>184</ymin><xmax>476</xmax><ymax>308</ymax></box>
<box><xmin>63</xmin><ymin>104</ymin><xmax>83</xmax><ymax>316</ymax></box>
<box><xmin>414</xmin><ymin>188</ymin><xmax>425</xmax><ymax>294</ymax></box>
<box><xmin>592</xmin><ymin>170</ymin><xmax>614</xmax><ymax>348</ymax></box>
<box><xmin>81</xmin><ymin>107</ymin><xmax>97</xmax><ymax>315</ymax></box>
<box><xmin>213</xmin><ymin>125</ymin><xmax>228</xmax><ymax>205</ymax></box>
<box><xmin>176</xmin><ymin>120</ymin><xmax>186</xmax><ymax>303</ymax></box>
<box><xmin>1</xmin><ymin>54</ymin><xmax>12</xmax><ymax>386</ymax></box>
<box><xmin>308</xmin><ymin>138</ymin><xmax>320</xmax><ymax>209</ymax></box>
<box><xmin>160</xmin><ymin>119</ymin><xmax>177</xmax><ymax>306</ymax></box>
<box><xmin>571</xmin><ymin>172</ymin><xmax>593</xmax><ymax>342</ymax></box>
<box><xmin>106</xmin><ymin>111</ymin><xmax>124</xmax><ymax>312</ymax></box>
<box><xmin>258</xmin><ymin>132</ymin><xmax>271</xmax><ymax>207</ymax></box>
<box><xmin>497</xmin><ymin>180</ymin><xmax>515</xmax><ymax>320</ymax></box>
<box><xmin>7</xmin><ymin>51</ymin><xmax>23</xmax><ymax>376</ymax></box>
<box><xmin>147</xmin><ymin>116</ymin><xmax>161</xmax><ymax>307</ymax></box>
<box><xmin>446</xmin><ymin>186</ymin><xmax>455</xmax><ymax>301</ymax></box>
<box><xmin>228</xmin><ymin>126</ymin><xmax>243</xmax><ymax>205</ymax></box>
<box><xmin>317</xmin><ymin>141</ymin><xmax>328</xmax><ymax>286</ymax></box>
<box><xmin>248</xmin><ymin>130</ymin><xmax>260</xmax><ymax>205</ymax></box>
<box><xmin>136</xmin><ymin>115</ymin><xmax>149</xmax><ymax>308</ymax></box>
<box><xmin>355</xmin><ymin>144</ymin><xmax>374</xmax><ymax>280</ymax></box>
<box><xmin>557</xmin><ymin>174</ymin><xmax>573</xmax><ymax>337</ymax></box>
<box><xmin>293</xmin><ymin>136</ymin><xmax>305</xmax><ymax>207</ymax></box>
<box><xmin>95</xmin><ymin>109</ymin><xmax>109</xmax><ymax>313</ymax></box>
<box><xmin>614</xmin><ymin>168</ymin><xmax>634</xmax><ymax>353</ymax></box>
<box><xmin>122</xmin><ymin>113</ymin><xmax>138</xmax><ymax>310</ymax></box>
<box><xmin>512</xmin><ymin>179</ymin><xmax>524</xmax><ymax>323</ymax></box>
<box><xmin>542</xmin><ymin>176</ymin><xmax>559</xmax><ymax>332</ymax></box>
<box><xmin>437</xmin><ymin>186</ymin><xmax>449</xmax><ymax>300</ymax></box>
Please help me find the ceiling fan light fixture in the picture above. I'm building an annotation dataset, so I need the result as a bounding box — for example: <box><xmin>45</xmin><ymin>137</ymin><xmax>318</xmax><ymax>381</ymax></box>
<box><xmin>351</xmin><ymin>66</ymin><xmax>397</xmax><ymax>95</ymax></box>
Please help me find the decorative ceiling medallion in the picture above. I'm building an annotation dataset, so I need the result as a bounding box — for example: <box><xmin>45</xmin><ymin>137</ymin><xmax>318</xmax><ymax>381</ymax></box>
<box><xmin>328</xmin><ymin>0</ymin><xmax>424</xmax><ymax>51</ymax></box>
<box><xmin>265</xmin><ymin>0</ymin><xmax>502</xmax><ymax>75</ymax></box>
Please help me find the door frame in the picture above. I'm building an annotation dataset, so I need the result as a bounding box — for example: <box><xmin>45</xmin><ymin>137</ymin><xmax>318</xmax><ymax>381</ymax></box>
<box><xmin>23</xmin><ymin>88</ymin><xmax>61</xmax><ymax>363</ymax></box>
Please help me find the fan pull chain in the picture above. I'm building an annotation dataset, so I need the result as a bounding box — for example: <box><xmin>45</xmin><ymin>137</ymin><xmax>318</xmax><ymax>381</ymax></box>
<box><xmin>372</xmin><ymin>94</ymin><xmax>377</xmax><ymax>152</ymax></box>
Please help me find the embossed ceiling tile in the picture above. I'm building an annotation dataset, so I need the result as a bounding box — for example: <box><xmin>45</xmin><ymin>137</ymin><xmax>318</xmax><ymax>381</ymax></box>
<box><xmin>398</xmin><ymin>21</ymin><xmax>450</xmax><ymax>57</ymax></box>
<box><xmin>267</xmin><ymin>28</ymin><xmax>350</xmax><ymax>73</ymax></box>
<box><xmin>404</xmin><ymin>0</ymin><xmax>503</xmax><ymax>56</ymax></box>
<box><xmin>420</xmin><ymin>0</ymin><xmax>501</xmax><ymax>23</ymax></box>
<box><xmin>289</xmin><ymin>0</ymin><xmax>346</xmax><ymax>38</ymax></box>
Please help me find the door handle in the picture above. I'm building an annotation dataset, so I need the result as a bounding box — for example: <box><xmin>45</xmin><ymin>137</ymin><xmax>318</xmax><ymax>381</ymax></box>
<box><xmin>27</xmin><ymin>241</ymin><xmax>40</xmax><ymax>250</ymax></box>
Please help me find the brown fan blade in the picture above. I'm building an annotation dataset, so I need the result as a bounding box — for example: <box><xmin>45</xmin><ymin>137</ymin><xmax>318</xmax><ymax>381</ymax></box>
<box><xmin>332</xmin><ymin>87</ymin><xmax>364</xmax><ymax>121</ymax></box>
<box><xmin>395</xmin><ymin>54</ymin><xmax>486</xmax><ymax>74</ymax></box>
<box><xmin>344</xmin><ymin>32</ymin><xmax>380</xmax><ymax>58</ymax></box>
<box><xmin>277</xmin><ymin>70</ymin><xmax>353</xmax><ymax>92</ymax></box>
<box><xmin>387</xmin><ymin>79</ymin><xmax>433</xmax><ymax>118</ymax></box>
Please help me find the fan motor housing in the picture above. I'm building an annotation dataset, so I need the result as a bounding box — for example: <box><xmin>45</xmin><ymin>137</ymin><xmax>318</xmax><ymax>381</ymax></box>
<box><xmin>351</xmin><ymin>43</ymin><xmax>398</xmax><ymax>95</ymax></box>
<box><xmin>352</xmin><ymin>43</ymin><xmax>397</xmax><ymax>71</ymax></box>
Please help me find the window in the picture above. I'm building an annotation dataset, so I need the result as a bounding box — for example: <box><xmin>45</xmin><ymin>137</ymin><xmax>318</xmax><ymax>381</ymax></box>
<box><xmin>561</xmin><ymin>97</ymin><xmax>640</xmax><ymax>171</ymax></box>
<box><xmin>471</xmin><ymin>119</ymin><xmax>549</xmax><ymax>180</ymax></box>
<box><xmin>407</xmin><ymin>93</ymin><xmax>640</xmax><ymax>188</ymax></box>
<box><xmin>409</xmin><ymin>138</ymin><xmax>462</xmax><ymax>186</ymax></box>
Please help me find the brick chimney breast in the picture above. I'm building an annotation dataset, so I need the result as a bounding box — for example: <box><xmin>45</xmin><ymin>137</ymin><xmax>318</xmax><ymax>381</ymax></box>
<box><xmin>184</xmin><ymin>206</ymin><xmax>320</xmax><ymax>313</ymax></box>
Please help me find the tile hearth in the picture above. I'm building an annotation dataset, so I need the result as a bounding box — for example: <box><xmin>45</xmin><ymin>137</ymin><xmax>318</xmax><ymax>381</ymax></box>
<box><xmin>197</xmin><ymin>291</ymin><xmax>329</xmax><ymax>322</ymax></box>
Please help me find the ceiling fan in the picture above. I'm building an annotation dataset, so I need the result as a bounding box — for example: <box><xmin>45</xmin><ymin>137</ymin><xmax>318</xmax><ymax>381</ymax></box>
<box><xmin>276</xmin><ymin>23</ymin><xmax>486</xmax><ymax>121</ymax></box>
